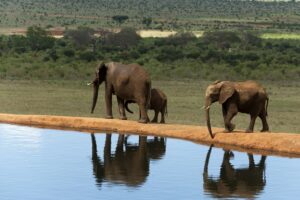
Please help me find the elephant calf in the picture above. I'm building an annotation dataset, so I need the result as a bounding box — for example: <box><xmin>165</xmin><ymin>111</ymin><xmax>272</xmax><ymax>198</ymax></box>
<box><xmin>204</xmin><ymin>80</ymin><xmax>269</xmax><ymax>138</ymax></box>
<box><xmin>125</xmin><ymin>88</ymin><xmax>168</xmax><ymax>123</ymax></box>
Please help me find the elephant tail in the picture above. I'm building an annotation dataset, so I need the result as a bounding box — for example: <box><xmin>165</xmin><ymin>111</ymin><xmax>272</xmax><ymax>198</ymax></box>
<box><xmin>265</xmin><ymin>96</ymin><xmax>269</xmax><ymax>117</ymax></box>
<box><xmin>125</xmin><ymin>100</ymin><xmax>134</xmax><ymax>114</ymax></box>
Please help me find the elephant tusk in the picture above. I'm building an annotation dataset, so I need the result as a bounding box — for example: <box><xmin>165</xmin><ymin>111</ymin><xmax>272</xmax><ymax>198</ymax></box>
<box><xmin>205</xmin><ymin>106</ymin><xmax>210</xmax><ymax>110</ymax></box>
<box><xmin>87</xmin><ymin>82</ymin><xmax>92</xmax><ymax>86</ymax></box>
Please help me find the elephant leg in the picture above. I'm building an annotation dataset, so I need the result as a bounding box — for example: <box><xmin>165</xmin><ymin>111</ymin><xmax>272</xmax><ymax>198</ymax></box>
<box><xmin>224</xmin><ymin>104</ymin><xmax>237</xmax><ymax>132</ymax></box>
<box><xmin>259</xmin><ymin>155</ymin><xmax>267</xmax><ymax>168</ymax></box>
<box><xmin>138</xmin><ymin>99</ymin><xmax>149</xmax><ymax>123</ymax></box>
<box><xmin>246</xmin><ymin>114</ymin><xmax>258</xmax><ymax>133</ymax></box>
<box><xmin>160</xmin><ymin>110</ymin><xmax>165</xmax><ymax>123</ymax></box>
<box><xmin>160</xmin><ymin>106</ymin><xmax>166</xmax><ymax>123</ymax></box>
<box><xmin>222</xmin><ymin>104</ymin><xmax>228</xmax><ymax>129</ymax></box>
<box><xmin>117</xmin><ymin>134</ymin><xmax>124</xmax><ymax>149</ymax></box>
<box><xmin>105</xmin><ymin>87</ymin><xmax>113</xmax><ymax>119</ymax></box>
<box><xmin>247</xmin><ymin>153</ymin><xmax>255</xmax><ymax>168</ymax></box>
<box><xmin>117</xmin><ymin>96</ymin><xmax>127</xmax><ymax>120</ymax></box>
<box><xmin>104</xmin><ymin>134</ymin><xmax>112</xmax><ymax>161</ymax></box>
<box><xmin>259</xmin><ymin>112</ymin><xmax>269</xmax><ymax>132</ymax></box>
<box><xmin>151</xmin><ymin>110</ymin><xmax>159</xmax><ymax>123</ymax></box>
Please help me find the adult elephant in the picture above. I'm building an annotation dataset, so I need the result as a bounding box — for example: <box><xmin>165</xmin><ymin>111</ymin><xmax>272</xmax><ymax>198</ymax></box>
<box><xmin>91</xmin><ymin>133</ymin><xmax>166</xmax><ymax>187</ymax></box>
<box><xmin>203</xmin><ymin>145</ymin><xmax>267</xmax><ymax>199</ymax></box>
<box><xmin>90</xmin><ymin>62</ymin><xmax>151</xmax><ymax>123</ymax></box>
<box><xmin>204</xmin><ymin>80</ymin><xmax>269</xmax><ymax>138</ymax></box>
<box><xmin>125</xmin><ymin>88</ymin><xmax>168</xmax><ymax>123</ymax></box>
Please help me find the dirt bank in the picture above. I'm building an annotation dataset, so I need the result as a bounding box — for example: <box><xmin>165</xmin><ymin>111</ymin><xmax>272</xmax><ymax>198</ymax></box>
<box><xmin>0</xmin><ymin>113</ymin><xmax>299</xmax><ymax>157</ymax></box>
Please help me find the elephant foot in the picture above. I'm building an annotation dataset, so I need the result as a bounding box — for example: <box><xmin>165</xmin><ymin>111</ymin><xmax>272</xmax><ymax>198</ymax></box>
<box><xmin>224</xmin><ymin>124</ymin><xmax>235</xmax><ymax>132</ymax></box>
<box><xmin>245</xmin><ymin>128</ymin><xmax>253</xmax><ymax>133</ymax></box>
<box><xmin>260</xmin><ymin>128</ymin><xmax>269</xmax><ymax>132</ymax></box>
<box><xmin>223</xmin><ymin>129</ymin><xmax>230</xmax><ymax>133</ymax></box>
<box><xmin>105</xmin><ymin>115</ymin><xmax>113</xmax><ymax>119</ymax></box>
<box><xmin>160</xmin><ymin>120</ymin><xmax>165</xmax><ymax>124</ymax></box>
<box><xmin>151</xmin><ymin>119</ymin><xmax>158</xmax><ymax>123</ymax></box>
<box><xmin>138</xmin><ymin>118</ymin><xmax>148</xmax><ymax>124</ymax></box>
<box><xmin>119</xmin><ymin>116</ymin><xmax>127</xmax><ymax>120</ymax></box>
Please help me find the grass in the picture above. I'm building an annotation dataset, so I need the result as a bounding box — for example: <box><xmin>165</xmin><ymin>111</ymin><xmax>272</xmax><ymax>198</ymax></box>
<box><xmin>260</xmin><ymin>33</ymin><xmax>300</xmax><ymax>40</ymax></box>
<box><xmin>0</xmin><ymin>80</ymin><xmax>299</xmax><ymax>133</ymax></box>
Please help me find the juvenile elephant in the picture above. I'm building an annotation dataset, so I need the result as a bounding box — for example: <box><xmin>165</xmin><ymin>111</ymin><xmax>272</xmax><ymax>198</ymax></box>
<box><xmin>90</xmin><ymin>62</ymin><xmax>151</xmax><ymax>123</ymax></box>
<box><xmin>204</xmin><ymin>80</ymin><xmax>269</xmax><ymax>138</ymax></box>
<box><xmin>125</xmin><ymin>88</ymin><xmax>168</xmax><ymax>123</ymax></box>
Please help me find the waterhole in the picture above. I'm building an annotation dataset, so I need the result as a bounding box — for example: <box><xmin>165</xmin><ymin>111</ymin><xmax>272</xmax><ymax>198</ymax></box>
<box><xmin>0</xmin><ymin>124</ymin><xmax>299</xmax><ymax>199</ymax></box>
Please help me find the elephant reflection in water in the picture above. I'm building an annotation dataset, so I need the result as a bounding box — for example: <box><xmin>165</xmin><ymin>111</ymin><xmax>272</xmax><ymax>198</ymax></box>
<box><xmin>91</xmin><ymin>134</ymin><xmax>166</xmax><ymax>187</ymax></box>
<box><xmin>203</xmin><ymin>145</ymin><xmax>267</xmax><ymax>199</ymax></box>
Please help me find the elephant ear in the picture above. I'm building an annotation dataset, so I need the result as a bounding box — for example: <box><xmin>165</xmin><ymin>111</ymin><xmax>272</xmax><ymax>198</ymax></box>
<box><xmin>97</xmin><ymin>62</ymin><xmax>107</xmax><ymax>82</ymax></box>
<box><xmin>219</xmin><ymin>82</ymin><xmax>235</xmax><ymax>104</ymax></box>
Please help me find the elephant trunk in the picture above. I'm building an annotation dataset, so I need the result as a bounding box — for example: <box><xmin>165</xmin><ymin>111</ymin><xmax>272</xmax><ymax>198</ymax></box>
<box><xmin>205</xmin><ymin>98</ymin><xmax>214</xmax><ymax>139</ymax></box>
<box><xmin>91</xmin><ymin>79</ymin><xmax>100</xmax><ymax>114</ymax></box>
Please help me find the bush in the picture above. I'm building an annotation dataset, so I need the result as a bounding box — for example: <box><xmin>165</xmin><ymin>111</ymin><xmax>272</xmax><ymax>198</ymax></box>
<box><xmin>102</xmin><ymin>27</ymin><xmax>141</xmax><ymax>49</ymax></box>
<box><xmin>156</xmin><ymin>46</ymin><xmax>184</xmax><ymax>62</ymax></box>
<box><xmin>64</xmin><ymin>26</ymin><xmax>95</xmax><ymax>48</ymax></box>
<box><xmin>26</xmin><ymin>26</ymin><xmax>55</xmax><ymax>51</ymax></box>
<box><xmin>79</xmin><ymin>51</ymin><xmax>96</xmax><ymax>62</ymax></box>
<box><xmin>63</xmin><ymin>49</ymin><xmax>75</xmax><ymax>57</ymax></box>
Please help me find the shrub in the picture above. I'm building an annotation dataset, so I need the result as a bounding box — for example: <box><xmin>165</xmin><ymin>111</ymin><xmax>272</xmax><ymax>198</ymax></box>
<box><xmin>26</xmin><ymin>26</ymin><xmax>55</xmax><ymax>51</ymax></box>
<box><xmin>64</xmin><ymin>26</ymin><xmax>95</xmax><ymax>48</ymax></box>
<box><xmin>102</xmin><ymin>27</ymin><xmax>141</xmax><ymax>49</ymax></box>
<box><xmin>63</xmin><ymin>49</ymin><xmax>75</xmax><ymax>57</ymax></box>
<box><xmin>79</xmin><ymin>51</ymin><xmax>96</xmax><ymax>62</ymax></box>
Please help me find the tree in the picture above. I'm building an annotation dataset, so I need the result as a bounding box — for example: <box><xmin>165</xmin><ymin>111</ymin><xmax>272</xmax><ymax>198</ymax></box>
<box><xmin>26</xmin><ymin>26</ymin><xmax>55</xmax><ymax>51</ymax></box>
<box><xmin>64</xmin><ymin>26</ymin><xmax>95</xmax><ymax>48</ymax></box>
<box><xmin>112</xmin><ymin>15</ymin><xmax>129</xmax><ymax>25</ymax></box>
<box><xmin>102</xmin><ymin>27</ymin><xmax>141</xmax><ymax>49</ymax></box>
<box><xmin>142</xmin><ymin>17</ymin><xmax>152</xmax><ymax>27</ymax></box>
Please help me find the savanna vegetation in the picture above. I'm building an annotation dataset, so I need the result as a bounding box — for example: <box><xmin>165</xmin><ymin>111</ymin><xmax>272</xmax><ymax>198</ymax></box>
<box><xmin>0</xmin><ymin>26</ymin><xmax>299</xmax><ymax>133</ymax></box>
<box><xmin>0</xmin><ymin>0</ymin><xmax>299</xmax><ymax>32</ymax></box>
<box><xmin>0</xmin><ymin>26</ymin><xmax>299</xmax><ymax>80</ymax></box>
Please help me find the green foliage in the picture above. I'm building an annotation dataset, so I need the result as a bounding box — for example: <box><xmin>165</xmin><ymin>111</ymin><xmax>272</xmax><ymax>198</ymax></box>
<box><xmin>1</xmin><ymin>0</ymin><xmax>300</xmax><ymax>31</ymax></box>
<box><xmin>26</xmin><ymin>26</ymin><xmax>55</xmax><ymax>51</ymax></box>
<box><xmin>79</xmin><ymin>51</ymin><xmax>96</xmax><ymax>62</ymax></box>
<box><xmin>63</xmin><ymin>49</ymin><xmax>75</xmax><ymax>57</ymax></box>
<box><xmin>102</xmin><ymin>28</ymin><xmax>141</xmax><ymax>49</ymax></box>
<box><xmin>142</xmin><ymin>17</ymin><xmax>152</xmax><ymax>27</ymax></box>
<box><xmin>0</xmin><ymin>29</ymin><xmax>300</xmax><ymax>81</ymax></box>
<box><xmin>112</xmin><ymin>15</ymin><xmax>129</xmax><ymax>25</ymax></box>
<box><xmin>64</xmin><ymin>26</ymin><xmax>95</xmax><ymax>48</ymax></box>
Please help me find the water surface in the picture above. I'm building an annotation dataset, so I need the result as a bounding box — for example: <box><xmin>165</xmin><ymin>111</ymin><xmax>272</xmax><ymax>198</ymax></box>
<box><xmin>0</xmin><ymin>124</ymin><xmax>299</xmax><ymax>199</ymax></box>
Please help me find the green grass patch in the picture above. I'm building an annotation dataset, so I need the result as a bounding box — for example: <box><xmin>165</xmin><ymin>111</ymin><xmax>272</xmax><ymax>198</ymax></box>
<box><xmin>261</xmin><ymin>33</ymin><xmax>300</xmax><ymax>40</ymax></box>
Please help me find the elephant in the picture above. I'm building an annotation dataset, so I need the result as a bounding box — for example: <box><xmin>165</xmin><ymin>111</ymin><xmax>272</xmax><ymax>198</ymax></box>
<box><xmin>91</xmin><ymin>133</ymin><xmax>166</xmax><ymax>187</ymax></box>
<box><xmin>204</xmin><ymin>80</ymin><xmax>269</xmax><ymax>138</ymax></box>
<box><xmin>125</xmin><ymin>88</ymin><xmax>168</xmax><ymax>123</ymax></box>
<box><xmin>90</xmin><ymin>62</ymin><xmax>151</xmax><ymax>123</ymax></box>
<box><xmin>203</xmin><ymin>145</ymin><xmax>267</xmax><ymax>199</ymax></box>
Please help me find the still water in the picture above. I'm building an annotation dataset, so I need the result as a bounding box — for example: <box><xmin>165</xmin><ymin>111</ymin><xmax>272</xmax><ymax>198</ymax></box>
<box><xmin>0</xmin><ymin>124</ymin><xmax>299</xmax><ymax>200</ymax></box>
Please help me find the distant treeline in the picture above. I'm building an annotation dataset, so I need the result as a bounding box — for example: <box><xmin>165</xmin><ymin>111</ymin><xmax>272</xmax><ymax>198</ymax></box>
<box><xmin>0</xmin><ymin>26</ymin><xmax>299</xmax><ymax>81</ymax></box>
<box><xmin>0</xmin><ymin>0</ymin><xmax>300</xmax><ymax>32</ymax></box>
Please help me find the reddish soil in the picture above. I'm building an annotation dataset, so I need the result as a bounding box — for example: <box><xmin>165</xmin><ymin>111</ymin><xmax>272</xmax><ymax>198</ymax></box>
<box><xmin>0</xmin><ymin>113</ymin><xmax>299</xmax><ymax>157</ymax></box>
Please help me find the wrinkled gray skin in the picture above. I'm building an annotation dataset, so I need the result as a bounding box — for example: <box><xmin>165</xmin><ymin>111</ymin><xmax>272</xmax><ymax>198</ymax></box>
<box><xmin>90</xmin><ymin>62</ymin><xmax>151</xmax><ymax>123</ymax></box>
<box><xmin>204</xmin><ymin>80</ymin><xmax>269</xmax><ymax>138</ymax></box>
<box><xmin>125</xmin><ymin>88</ymin><xmax>168</xmax><ymax>123</ymax></box>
